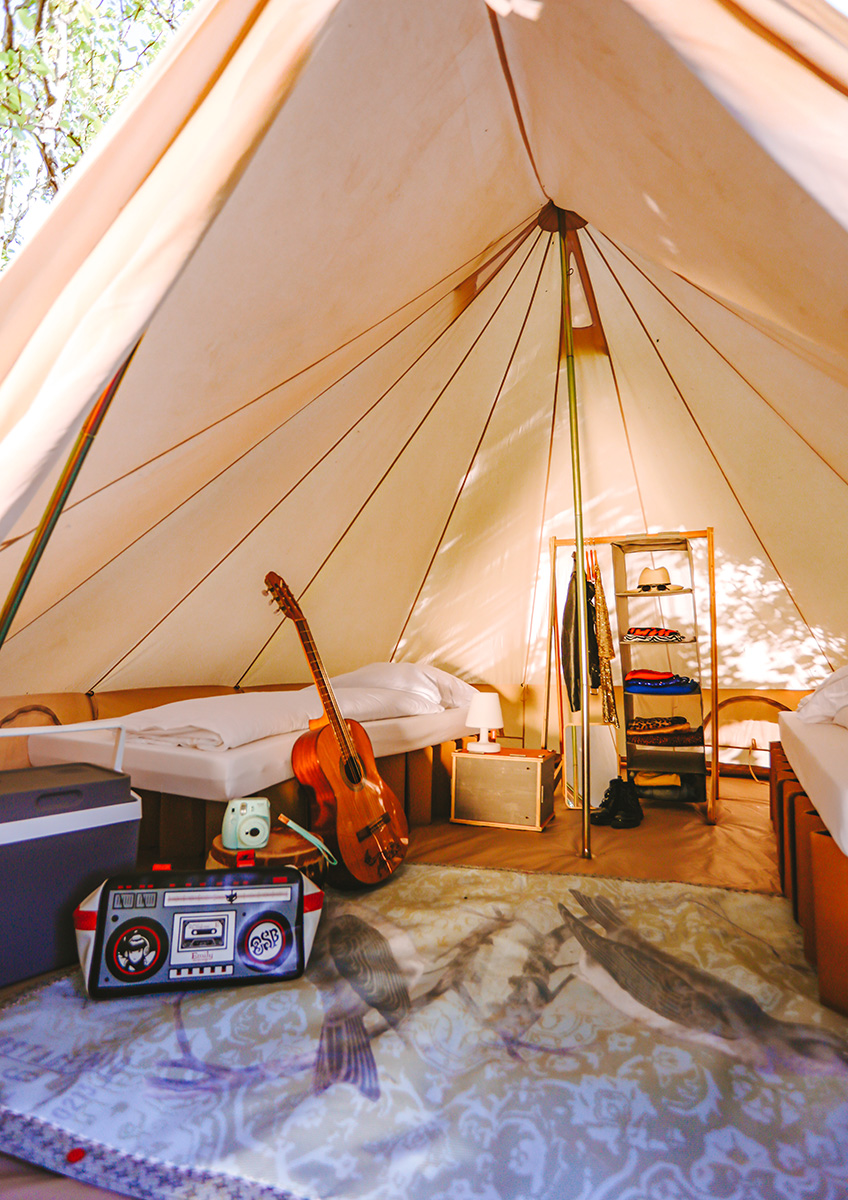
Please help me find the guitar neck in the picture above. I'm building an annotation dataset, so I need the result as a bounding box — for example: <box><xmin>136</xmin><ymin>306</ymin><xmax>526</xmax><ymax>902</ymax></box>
<box><xmin>292</xmin><ymin>615</ymin><xmax>354</xmax><ymax>756</ymax></box>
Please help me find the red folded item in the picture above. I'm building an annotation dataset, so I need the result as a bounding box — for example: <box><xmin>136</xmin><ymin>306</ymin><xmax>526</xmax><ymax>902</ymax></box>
<box><xmin>624</xmin><ymin>669</ymin><xmax>674</xmax><ymax>681</ymax></box>
<box><xmin>623</xmin><ymin>627</ymin><xmax>683</xmax><ymax>641</ymax></box>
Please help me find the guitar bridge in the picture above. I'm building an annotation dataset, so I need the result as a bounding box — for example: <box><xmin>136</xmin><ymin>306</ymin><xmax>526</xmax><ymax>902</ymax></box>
<box><xmin>356</xmin><ymin>812</ymin><xmax>392</xmax><ymax>843</ymax></box>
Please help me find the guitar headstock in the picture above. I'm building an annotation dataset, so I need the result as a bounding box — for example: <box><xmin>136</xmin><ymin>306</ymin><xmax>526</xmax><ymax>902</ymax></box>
<box><xmin>264</xmin><ymin>571</ymin><xmax>303</xmax><ymax>622</ymax></box>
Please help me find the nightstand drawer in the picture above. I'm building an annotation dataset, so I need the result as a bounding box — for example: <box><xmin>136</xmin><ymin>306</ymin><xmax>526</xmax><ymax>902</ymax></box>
<box><xmin>451</xmin><ymin>748</ymin><xmax>558</xmax><ymax>831</ymax></box>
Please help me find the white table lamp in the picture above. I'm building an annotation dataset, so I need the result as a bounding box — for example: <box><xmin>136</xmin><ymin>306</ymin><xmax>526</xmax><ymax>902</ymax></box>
<box><xmin>465</xmin><ymin>692</ymin><xmax>504</xmax><ymax>753</ymax></box>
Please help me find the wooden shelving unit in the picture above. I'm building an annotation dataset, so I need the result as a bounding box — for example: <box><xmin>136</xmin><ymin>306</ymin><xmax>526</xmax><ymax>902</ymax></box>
<box><xmin>611</xmin><ymin>530</ymin><xmax>718</xmax><ymax>824</ymax></box>
<box><xmin>547</xmin><ymin>529</ymin><xmax>718</xmax><ymax>825</ymax></box>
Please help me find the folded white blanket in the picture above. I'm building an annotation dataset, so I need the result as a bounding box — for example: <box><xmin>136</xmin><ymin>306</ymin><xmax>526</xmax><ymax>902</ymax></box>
<box><xmin>121</xmin><ymin>685</ymin><xmax>446</xmax><ymax>751</ymax></box>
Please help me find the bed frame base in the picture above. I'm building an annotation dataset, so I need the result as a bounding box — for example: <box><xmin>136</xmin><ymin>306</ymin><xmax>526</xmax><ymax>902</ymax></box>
<box><xmin>0</xmin><ymin>686</ymin><xmax>463</xmax><ymax>871</ymax></box>
<box><xmin>128</xmin><ymin>742</ymin><xmax>460</xmax><ymax>870</ymax></box>
<box><xmin>769</xmin><ymin>741</ymin><xmax>848</xmax><ymax>1016</ymax></box>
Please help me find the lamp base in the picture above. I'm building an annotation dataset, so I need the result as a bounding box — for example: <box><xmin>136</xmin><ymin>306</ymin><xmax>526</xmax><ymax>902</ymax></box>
<box><xmin>467</xmin><ymin>738</ymin><xmax>501</xmax><ymax>754</ymax></box>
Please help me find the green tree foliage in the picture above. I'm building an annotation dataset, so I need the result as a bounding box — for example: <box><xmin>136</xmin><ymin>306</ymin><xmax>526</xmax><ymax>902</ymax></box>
<box><xmin>0</xmin><ymin>0</ymin><xmax>196</xmax><ymax>267</ymax></box>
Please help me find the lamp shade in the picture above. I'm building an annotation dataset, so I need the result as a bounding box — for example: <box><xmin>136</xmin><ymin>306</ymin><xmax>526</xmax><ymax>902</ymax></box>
<box><xmin>465</xmin><ymin>692</ymin><xmax>504</xmax><ymax>753</ymax></box>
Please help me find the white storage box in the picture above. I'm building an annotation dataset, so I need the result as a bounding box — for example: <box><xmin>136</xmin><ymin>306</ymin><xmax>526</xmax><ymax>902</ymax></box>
<box><xmin>451</xmin><ymin>748</ymin><xmax>558</xmax><ymax>831</ymax></box>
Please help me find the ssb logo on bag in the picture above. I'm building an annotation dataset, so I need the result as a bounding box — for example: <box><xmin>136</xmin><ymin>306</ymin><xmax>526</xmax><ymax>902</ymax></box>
<box><xmin>240</xmin><ymin>912</ymin><xmax>292</xmax><ymax>968</ymax></box>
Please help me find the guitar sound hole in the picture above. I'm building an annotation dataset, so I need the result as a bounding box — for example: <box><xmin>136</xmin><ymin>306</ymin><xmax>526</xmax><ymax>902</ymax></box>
<box><xmin>343</xmin><ymin>756</ymin><xmax>364</xmax><ymax>787</ymax></box>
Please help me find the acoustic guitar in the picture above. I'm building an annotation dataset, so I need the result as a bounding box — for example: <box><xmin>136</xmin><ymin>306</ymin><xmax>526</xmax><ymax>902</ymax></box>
<box><xmin>263</xmin><ymin>572</ymin><xmax>409</xmax><ymax>888</ymax></box>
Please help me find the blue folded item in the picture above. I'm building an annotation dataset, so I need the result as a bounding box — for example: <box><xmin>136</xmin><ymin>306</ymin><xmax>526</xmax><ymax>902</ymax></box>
<box><xmin>624</xmin><ymin>676</ymin><xmax>699</xmax><ymax>694</ymax></box>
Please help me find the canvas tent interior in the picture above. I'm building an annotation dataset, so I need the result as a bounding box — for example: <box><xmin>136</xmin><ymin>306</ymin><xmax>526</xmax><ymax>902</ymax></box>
<box><xmin>1</xmin><ymin>0</ymin><xmax>848</xmax><ymax>1194</ymax></box>
<box><xmin>1</xmin><ymin>0</ymin><xmax>848</xmax><ymax>729</ymax></box>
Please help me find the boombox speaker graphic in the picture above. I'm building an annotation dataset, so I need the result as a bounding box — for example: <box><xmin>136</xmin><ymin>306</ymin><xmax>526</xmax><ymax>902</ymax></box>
<box><xmin>74</xmin><ymin>864</ymin><xmax>323</xmax><ymax>999</ymax></box>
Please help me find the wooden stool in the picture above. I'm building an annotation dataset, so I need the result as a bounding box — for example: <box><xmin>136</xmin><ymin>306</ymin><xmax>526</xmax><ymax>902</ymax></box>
<box><xmin>207</xmin><ymin>828</ymin><xmax>328</xmax><ymax>886</ymax></box>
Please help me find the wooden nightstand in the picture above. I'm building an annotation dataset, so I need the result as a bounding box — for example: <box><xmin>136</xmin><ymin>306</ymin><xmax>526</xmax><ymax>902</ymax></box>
<box><xmin>451</xmin><ymin>747</ymin><xmax>558</xmax><ymax>831</ymax></box>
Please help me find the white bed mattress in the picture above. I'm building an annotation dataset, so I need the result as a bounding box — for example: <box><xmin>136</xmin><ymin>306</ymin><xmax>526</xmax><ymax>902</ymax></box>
<box><xmin>28</xmin><ymin>708</ymin><xmax>470</xmax><ymax>803</ymax></box>
<box><xmin>778</xmin><ymin>710</ymin><xmax>848</xmax><ymax>856</ymax></box>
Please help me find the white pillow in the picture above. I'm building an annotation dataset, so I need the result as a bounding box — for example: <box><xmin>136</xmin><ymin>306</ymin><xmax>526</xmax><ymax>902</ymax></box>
<box><xmin>324</xmin><ymin>686</ymin><xmax>443</xmax><ymax>721</ymax></box>
<box><xmin>831</xmin><ymin>705</ymin><xmax>848</xmax><ymax>732</ymax></box>
<box><xmin>796</xmin><ymin>665</ymin><xmax>848</xmax><ymax>723</ymax></box>
<box><xmin>416</xmin><ymin>664</ymin><xmax>479</xmax><ymax>708</ymax></box>
<box><xmin>330</xmin><ymin>662</ymin><xmax>442</xmax><ymax>705</ymax></box>
<box><xmin>330</xmin><ymin>661</ymin><xmax>479</xmax><ymax>709</ymax></box>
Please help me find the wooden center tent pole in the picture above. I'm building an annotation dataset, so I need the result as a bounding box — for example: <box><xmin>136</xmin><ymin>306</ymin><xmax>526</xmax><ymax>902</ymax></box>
<box><xmin>557</xmin><ymin>208</ymin><xmax>592</xmax><ymax>860</ymax></box>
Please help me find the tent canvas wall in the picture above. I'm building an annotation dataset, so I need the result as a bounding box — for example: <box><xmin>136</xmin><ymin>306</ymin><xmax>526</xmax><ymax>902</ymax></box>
<box><xmin>1</xmin><ymin>0</ymin><xmax>847</xmax><ymax>745</ymax></box>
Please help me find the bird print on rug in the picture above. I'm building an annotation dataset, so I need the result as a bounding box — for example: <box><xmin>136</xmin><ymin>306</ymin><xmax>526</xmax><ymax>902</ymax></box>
<box><xmin>557</xmin><ymin>889</ymin><xmax>848</xmax><ymax>1076</ymax></box>
<box><xmin>311</xmin><ymin>913</ymin><xmax>412</xmax><ymax>1099</ymax></box>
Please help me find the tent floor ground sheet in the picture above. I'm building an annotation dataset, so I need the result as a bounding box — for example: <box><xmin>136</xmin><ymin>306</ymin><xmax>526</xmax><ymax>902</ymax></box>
<box><xmin>409</xmin><ymin>776</ymin><xmax>780</xmax><ymax>895</ymax></box>
<box><xmin>2</xmin><ymin>861</ymin><xmax>845</xmax><ymax>1200</ymax></box>
<box><xmin>2</xmin><ymin>777</ymin><xmax>813</xmax><ymax>1200</ymax></box>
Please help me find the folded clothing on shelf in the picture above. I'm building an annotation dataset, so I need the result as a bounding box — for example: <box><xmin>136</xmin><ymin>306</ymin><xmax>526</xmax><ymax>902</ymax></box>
<box><xmin>622</xmin><ymin>627</ymin><xmax>685</xmax><ymax>643</ymax></box>
<box><xmin>624</xmin><ymin>674</ymin><xmax>699</xmax><ymax>694</ymax></box>
<box><xmin>627</xmin><ymin>716</ymin><xmax>690</xmax><ymax>734</ymax></box>
<box><xmin>627</xmin><ymin>725</ymin><xmax>705</xmax><ymax>746</ymax></box>
<box><xmin>633</xmin><ymin>771</ymin><xmax>681</xmax><ymax>787</ymax></box>
<box><xmin>632</xmin><ymin>774</ymin><xmax>705</xmax><ymax>803</ymax></box>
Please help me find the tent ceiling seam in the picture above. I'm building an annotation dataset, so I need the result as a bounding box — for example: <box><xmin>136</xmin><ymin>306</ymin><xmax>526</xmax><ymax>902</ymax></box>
<box><xmin>245</xmin><ymin>229</ymin><xmax>546</xmax><ymax>682</ymax></box>
<box><xmin>272</xmin><ymin>228</ymin><xmax>547</xmax><ymax>675</ymax></box>
<box><xmin>485</xmin><ymin>6</ymin><xmax>546</xmax><ymax>195</ymax></box>
<box><xmin>0</xmin><ymin>219</ymin><xmax>541</xmax><ymax>553</ymax></box>
<box><xmin>88</xmin><ymin>228</ymin><xmax>545</xmax><ymax>690</ymax></box>
<box><xmin>587</xmin><ymin>229</ymin><xmax>833</xmax><ymax>671</ymax></box>
<box><xmin>571</xmin><ymin>230</ymin><xmax>651</xmax><ymax>536</ymax></box>
<box><xmin>387</xmin><ymin>230</ymin><xmax>556</xmax><ymax>669</ymax></box>
<box><xmin>592</xmin><ymin>230</ymin><xmax>848</xmax><ymax>491</ymax></box>
<box><xmin>714</xmin><ymin>0</ymin><xmax>848</xmax><ymax>98</ymax></box>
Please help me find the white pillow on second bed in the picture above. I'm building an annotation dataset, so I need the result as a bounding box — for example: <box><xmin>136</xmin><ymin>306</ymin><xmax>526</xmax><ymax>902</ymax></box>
<box><xmin>795</xmin><ymin>665</ymin><xmax>848</xmax><ymax>724</ymax></box>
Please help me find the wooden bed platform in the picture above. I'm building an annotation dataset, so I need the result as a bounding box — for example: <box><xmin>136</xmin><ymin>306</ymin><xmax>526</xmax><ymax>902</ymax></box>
<box><xmin>0</xmin><ymin>684</ymin><xmax>465</xmax><ymax>868</ymax></box>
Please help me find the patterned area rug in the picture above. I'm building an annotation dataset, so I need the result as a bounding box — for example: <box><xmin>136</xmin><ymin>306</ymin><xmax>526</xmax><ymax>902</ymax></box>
<box><xmin>1</xmin><ymin>863</ymin><xmax>847</xmax><ymax>1200</ymax></box>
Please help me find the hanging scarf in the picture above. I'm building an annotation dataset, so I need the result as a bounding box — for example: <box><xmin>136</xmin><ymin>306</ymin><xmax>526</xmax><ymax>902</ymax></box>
<box><xmin>589</xmin><ymin>549</ymin><xmax>618</xmax><ymax>727</ymax></box>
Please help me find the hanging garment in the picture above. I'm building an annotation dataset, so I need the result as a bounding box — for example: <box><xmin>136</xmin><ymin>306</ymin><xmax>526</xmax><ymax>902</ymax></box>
<box><xmin>561</xmin><ymin>559</ymin><xmax>600</xmax><ymax>713</ymax></box>
<box><xmin>590</xmin><ymin>551</ymin><xmax>618</xmax><ymax>728</ymax></box>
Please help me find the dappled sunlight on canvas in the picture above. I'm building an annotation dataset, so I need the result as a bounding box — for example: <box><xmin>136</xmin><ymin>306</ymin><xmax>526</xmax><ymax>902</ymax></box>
<box><xmin>709</xmin><ymin>553</ymin><xmax>838</xmax><ymax>688</ymax></box>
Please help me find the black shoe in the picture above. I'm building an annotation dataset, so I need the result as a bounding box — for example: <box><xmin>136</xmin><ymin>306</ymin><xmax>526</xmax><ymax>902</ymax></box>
<box><xmin>590</xmin><ymin>778</ymin><xmax>626</xmax><ymax>826</ymax></box>
<box><xmin>610</xmin><ymin>780</ymin><xmax>643</xmax><ymax>829</ymax></box>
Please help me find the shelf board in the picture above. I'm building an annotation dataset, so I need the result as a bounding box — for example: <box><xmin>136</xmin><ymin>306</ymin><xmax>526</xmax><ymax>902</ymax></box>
<box><xmin>609</xmin><ymin>533</ymin><xmax>701</xmax><ymax>553</ymax></box>
<box><xmin>625</xmin><ymin>745</ymin><xmax>707</xmax><ymax>773</ymax></box>
<box><xmin>617</xmin><ymin>588</ymin><xmax>693</xmax><ymax>597</ymax></box>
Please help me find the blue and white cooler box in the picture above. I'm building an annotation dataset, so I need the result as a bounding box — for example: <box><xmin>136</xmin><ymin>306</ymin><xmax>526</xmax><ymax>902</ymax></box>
<box><xmin>0</xmin><ymin>762</ymin><xmax>141</xmax><ymax>988</ymax></box>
